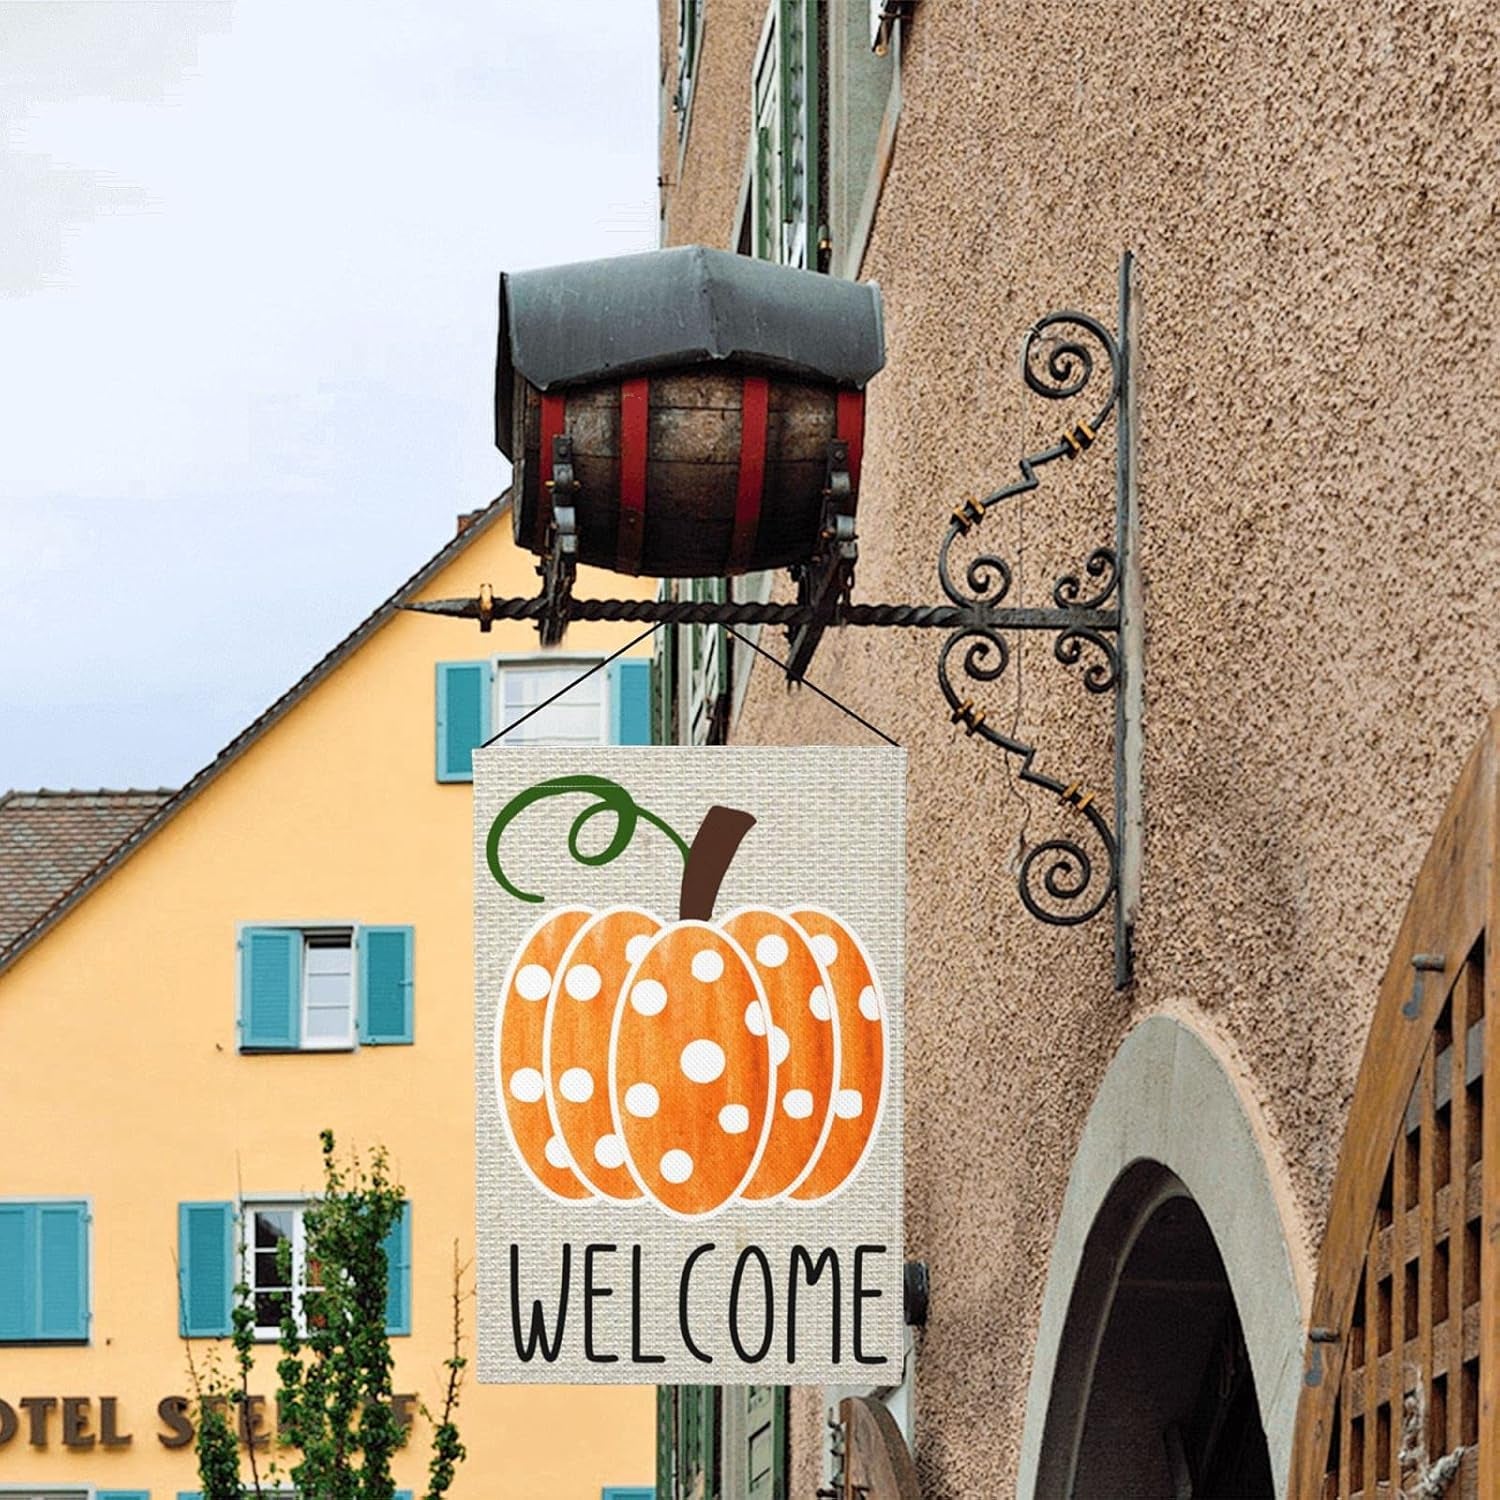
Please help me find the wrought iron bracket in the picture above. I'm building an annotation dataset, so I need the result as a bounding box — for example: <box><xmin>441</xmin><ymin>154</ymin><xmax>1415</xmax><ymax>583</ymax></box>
<box><xmin>932</xmin><ymin>252</ymin><xmax>1140</xmax><ymax>984</ymax></box>
<box><xmin>410</xmin><ymin>254</ymin><xmax>1142</xmax><ymax>986</ymax></box>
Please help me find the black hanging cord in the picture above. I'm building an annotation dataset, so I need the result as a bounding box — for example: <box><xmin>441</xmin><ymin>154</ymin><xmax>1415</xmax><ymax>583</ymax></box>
<box><xmin>725</xmin><ymin>627</ymin><xmax>900</xmax><ymax>748</ymax></box>
<box><xmin>479</xmin><ymin>619</ymin><xmax>899</xmax><ymax>750</ymax></box>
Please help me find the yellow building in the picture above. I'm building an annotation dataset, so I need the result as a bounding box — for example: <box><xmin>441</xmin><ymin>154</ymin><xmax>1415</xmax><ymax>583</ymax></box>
<box><xmin>0</xmin><ymin>499</ymin><xmax>656</xmax><ymax>1499</ymax></box>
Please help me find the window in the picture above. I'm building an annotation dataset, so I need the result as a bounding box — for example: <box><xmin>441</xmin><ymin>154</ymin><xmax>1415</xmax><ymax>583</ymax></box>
<box><xmin>0</xmin><ymin>1201</ymin><xmax>89</xmax><ymax>1343</ymax></box>
<box><xmin>436</xmin><ymin>655</ymin><xmax>652</xmax><ymax>780</ymax></box>
<box><xmin>243</xmin><ymin>1201</ymin><xmax>311</xmax><ymax>1339</ymax></box>
<box><xmin>496</xmin><ymin>660</ymin><xmax>607</xmax><ymax>746</ymax></box>
<box><xmin>238</xmin><ymin>924</ymin><xmax>414</xmax><ymax>1052</ymax></box>
<box><xmin>751</xmin><ymin>0</ymin><xmax>820</xmax><ymax>271</ymax></box>
<box><xmin>831</xmin><ymin>0</ymin><xmax>901</xmax><ymax>278</ymax></box>
<box><xmin>302</xmin><ymin>930</ymin><xmax>355</xmax><ymax>1048</ymax></box>
<box><xmin>179</xmin><ymin>1199</ymin><xmax>410</xmax><ymax>1339</ymax></box>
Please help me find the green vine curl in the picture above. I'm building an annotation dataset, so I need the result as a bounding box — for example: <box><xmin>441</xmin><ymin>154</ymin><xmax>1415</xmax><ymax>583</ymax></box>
<box><xmin>486</xmin><ymin>775</ymin><xmax>689</xmax><ymax>905</ymax></box>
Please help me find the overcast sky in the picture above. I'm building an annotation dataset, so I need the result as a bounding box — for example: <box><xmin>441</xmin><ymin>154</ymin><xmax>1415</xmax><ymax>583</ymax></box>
<box><xmin>0</xmin><ymin>1</ymin><xmax>659</xmax><ymax>790</ymax></box>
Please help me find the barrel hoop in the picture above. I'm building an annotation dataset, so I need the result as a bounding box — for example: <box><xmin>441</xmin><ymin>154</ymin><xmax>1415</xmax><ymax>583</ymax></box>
<box><xmin>836</xmin><ymin>388</ymin><xmax>865</xmax><ymax>495</ymax></box>
<box><xmin>538</xmin><ymin>391</ymin><xmax>568</xmax><ymax>549</ymax></box>
<box><xmin>616</xmin><ymin>376</ymin><xmax>650</xmax><ymax>576</ymax></box>
<box><xmin>726</xmin><ymin>374</ymin><xmax>771</xmax><ymax>575</ymax></box>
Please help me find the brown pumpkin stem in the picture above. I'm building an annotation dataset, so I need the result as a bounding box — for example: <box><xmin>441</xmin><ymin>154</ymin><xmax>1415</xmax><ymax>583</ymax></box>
<box><xmin>678</xmin><ymin>805</ymin><xmax>757</xmax><ymax>921</ymax></box>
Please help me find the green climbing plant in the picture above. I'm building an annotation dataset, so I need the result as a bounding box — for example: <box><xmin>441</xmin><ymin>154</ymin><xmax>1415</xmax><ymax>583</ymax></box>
<box><xmin>184</xmin><ymin>1130</ymin><xmax>467</xmax><ymax>1500</ymax></box>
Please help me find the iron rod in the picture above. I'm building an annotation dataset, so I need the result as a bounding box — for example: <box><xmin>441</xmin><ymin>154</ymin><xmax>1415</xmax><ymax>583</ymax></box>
<box><xmin>405</xmin><ymin>596</ymin><xmax>1119</xmax><ymax>632</ymax></box>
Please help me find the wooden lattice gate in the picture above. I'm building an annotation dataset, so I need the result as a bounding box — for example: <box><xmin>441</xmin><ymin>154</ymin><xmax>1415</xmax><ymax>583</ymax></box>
<box><xmin>1292</xmin><ymin>713</ymin><xmax>1500</xmax><ymax>1498</ymax></box>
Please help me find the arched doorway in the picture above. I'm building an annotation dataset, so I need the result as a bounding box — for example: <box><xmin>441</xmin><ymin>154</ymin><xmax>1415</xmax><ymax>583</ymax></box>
<box><xmin>1016</xmin><ymin>1016</ymin><xmax>1306</xmax><ymax>1498</ymax></box>
<box><xmin>1046</xmin><ymin>1159</ymin><xmax>1275</xmax><ymax>1497</ymax></box>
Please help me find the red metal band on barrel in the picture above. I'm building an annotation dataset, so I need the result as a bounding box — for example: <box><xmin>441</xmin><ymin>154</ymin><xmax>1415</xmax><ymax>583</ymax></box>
<box><xmin>727</xmin><ymin>374</ymin><xmax>771</xmax><ymax>575</ymax></box>
<box><xmin>836</xmin><ymin>388</ymin><xmax>865</xmax><ymax>494</ymax></box>
<box><xmin>538</xmin><ymin>391</ymin><xmax>568</xmax><ymax>552</ymax></box>
<box><xmin>617</xmin><ymin>376</ymin><xmax>650</xmax><ymax>575</ymax></box>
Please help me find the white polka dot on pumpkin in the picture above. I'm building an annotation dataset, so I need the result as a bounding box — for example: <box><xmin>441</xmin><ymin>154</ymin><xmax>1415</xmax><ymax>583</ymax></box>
<box><xmin>808</xmin><ymin>985</ymin><xmax>831</xmax><ymax>1021</ymax></box>
<box><xmin>719</xmin><ymin>1103</ymin><xmax>750</xmax><ymax>1134</ymax></box>
<box><xmin>624</xmin><ymin>1082</ymin><xmax>660</xmax><ymax>1118</ymax></box>
<box><xmin>543</xmin><ymin>1135</ymin><xmax>570</xmax><ymax>1169</ymax></box>
<box><xmin>564</xmin><ymin>964</ymin><xmax>601</xmax><ymax>1001</ymax></box>
<box><xmin>782</xmin><ymin>1088</ymin><xmax>814</xmax><ymax>1119</ymax></box>
<box><xmin>809</xmin><ymin>933</ymin><xmax>839</xmax><ymax>966</ymax></box>
<box><xmin>509</xmin><ymin>1067</ymin><xmax>545</xmax><ymax>1103</ymax></box>
<box><xmin>625</xmin><ymin>932</ymin><xmax>653</xmax><ymax>965</ymax></box>
<box><xmin>630</xmin><ymin>979</ymin><xmax>667</xmax><ymax>1016</ymax></box>
<box><xmin>690</xmin><ymin>948</ymin><xmax>725</xmax><ymax>983</ymax></box>
<box><xmin>834</xmin><ymin>1088</ymin><xmax>864</xmax><ymax>1120</ymax></box>
<box><xmin>858</xmin><ymin>986</ymin><xmax>881</xmax><ymax>1021</ymax></box>
<box><xmin>559</xmin><ymin>1067</ymin><xmax>594</xmax><ymax>1104</ymax></box>
<box><xmin>744</xmin><ymin>1000</ymin><xmax>768</xmax><ymax>1036</ymax></box>
<box><xmin>515</xmin><ymin>964</ymin><xmax>551</xmax><ymax>1001</ymax></box>
<box><xmin>680</xmin><ymin>1039</ymin><xmax>726</xmax><ymax>1084</ymax></box>
<box><xmin>594</xmin><ymin>1134</ymin><xmax>627</xmax><ymax>1169</ymax></box>
<box><xmin>770</xmin><ymin>1026</ymin><xmax>790</xmax><ymax>1066</ymax></box>
<box><xmin>660</xmin><ymin>1149</ymin><xmax>694</xmax><ymax>1183</ymax></box>
<box><xmin>755</xmin><ymin>933</ymin><xmax>789</xmax><ymax>967</ymax></box>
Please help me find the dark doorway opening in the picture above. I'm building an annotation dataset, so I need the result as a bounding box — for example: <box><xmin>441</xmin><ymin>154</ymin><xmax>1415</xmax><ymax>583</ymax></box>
<box><xmin>1035</xmin><ymin>1162</ymin><xmax>1276</xmax><ymax>1499</ymax></box>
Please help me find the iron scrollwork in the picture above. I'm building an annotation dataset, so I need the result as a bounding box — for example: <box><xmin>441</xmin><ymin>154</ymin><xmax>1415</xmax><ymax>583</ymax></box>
<box><xmin>935</xmin><ymin>309</ymin><xmax>1124</xmax><ymax>930</ymax></box>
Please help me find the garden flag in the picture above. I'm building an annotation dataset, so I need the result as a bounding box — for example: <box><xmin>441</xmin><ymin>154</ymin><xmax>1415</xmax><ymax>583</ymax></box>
<box><xmin>474</xmin><ymin>746</ymin><xmax>906</xmax><ymax>1384</ymax></box>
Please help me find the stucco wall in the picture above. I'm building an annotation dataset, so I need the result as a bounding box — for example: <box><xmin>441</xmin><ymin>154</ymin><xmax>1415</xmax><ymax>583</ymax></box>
<box><xmin>662</xmin><ymin>0</ymin><xmax>1500</xmax><ymax>1493</ymax></box>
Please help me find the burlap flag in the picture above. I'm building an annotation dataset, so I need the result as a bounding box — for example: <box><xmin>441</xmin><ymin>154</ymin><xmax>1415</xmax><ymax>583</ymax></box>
<box><xmin>474</xmin><ymin>746</ymin><xmax>905</xmax><ymax>1384</ymax></box>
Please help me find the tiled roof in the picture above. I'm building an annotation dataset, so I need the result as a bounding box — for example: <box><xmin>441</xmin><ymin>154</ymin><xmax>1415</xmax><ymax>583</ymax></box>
<box><xmin>0</xmin><ymin>496</ymin><xmax>510</xmax><ymax>973</ymax></box>
<box><xmin>0</xmin><ymin>789</ymin><xmax>175</xmax><ymax>950</ymax></box>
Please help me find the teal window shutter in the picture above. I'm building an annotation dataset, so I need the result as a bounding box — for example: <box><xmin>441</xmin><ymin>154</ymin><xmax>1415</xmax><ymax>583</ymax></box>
<box><xmin>436</xmin><ymin>660</ymin><xmax>492</xmax><ymax>781</ymax></box>
<box><xmin>608</xmin><ymin>657</ymin><xmax>653</xmax><ymax>745</ymax></box>
<box><xmin>240</xmin><ymin>927</ymin><xmax>301</xmax><ymax>1050</ymax></box>
<box><xmin>36</xmin><ymin>1202</ymin><xmax>88</xmax><ymax>1340</ymax></box>
<box><xmin>358</xmin><ymin>925</ymin><xmax>414</xmax><ymax>1044</ymax></box>
<box><xmin>656</xmin><ymin>1385</ymin><xmax>675</xmax><ymax>1499</ymax></box>
<box><xmin>177</xmin><ymin>1493</ymin><xmax>204</xmax><ymax>1499</ymax></box>
<box><xmin>751</xmin><ymin>21</ymin><xmax>782</xmax><ymax>263</ymax></box>
<box><xmin>383</xmin><ymin>1201</ymin><xmax>412</xmax><ymax>1335</ymax></box>
<box><xmin>746</xmin><ymin>1385</ymin><xmax>787</xmax><ymax>1498</ymax></box>
<box><xmin>604</xmin><ymin>1489</ymin><xmax>656</xmax><ymax>1500</ymax></box>
<box><xmin>179</xmin><ymin>1201</ymin><xmax>234</xmax><ymax>1337</ymax></box>
<box><xmin>0</xmin><ymin>1202</ymin><xmax>88</xmax><ymax>1342</ymax></box>
<box><xmin>0</xmin><ymin>1203</ymin><xmax>32</xmax><ymax>1340</ymax></box>
<box><xmin>777</xmin><ymin>0</ymin><xmax>819</xmax><ymax>269</ymax></box>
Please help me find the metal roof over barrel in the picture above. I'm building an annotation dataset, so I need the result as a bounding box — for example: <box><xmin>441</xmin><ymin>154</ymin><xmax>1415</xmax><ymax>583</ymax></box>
<box><xmin>494</xmin><ymin>245</ymin><xmax>885</xmax><ymax>458</ymax></box>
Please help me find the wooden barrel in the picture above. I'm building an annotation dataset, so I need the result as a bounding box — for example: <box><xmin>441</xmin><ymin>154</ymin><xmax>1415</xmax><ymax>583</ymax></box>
<box><xmin>511</xmin><ymin>366</ymin><xmax>865</xmax><ymax>578</ymax></box>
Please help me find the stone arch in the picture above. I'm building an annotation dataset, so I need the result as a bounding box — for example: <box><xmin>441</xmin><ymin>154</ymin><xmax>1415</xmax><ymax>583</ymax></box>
<box><xmin>1015</xmin><ymin>1014</ymin><xmax>1307</xmax><ymax>1498</ymax></box>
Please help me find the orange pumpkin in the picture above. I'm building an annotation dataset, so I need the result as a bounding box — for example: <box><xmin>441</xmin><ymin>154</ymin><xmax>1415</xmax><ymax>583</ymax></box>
<box><xmin>495</xmin><ymin>905</ymin><xmax>595</xmax><ymax>1201</ymax></box>
<box><xmin>489</xmin><ymin>783</ymin><xmax>887</xmax><ymax>1217</ymax></box>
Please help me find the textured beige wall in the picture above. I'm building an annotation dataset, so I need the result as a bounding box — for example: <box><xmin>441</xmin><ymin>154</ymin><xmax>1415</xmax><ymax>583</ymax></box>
<box><xmin>662</xmin><ymin>0</ymin><xmax>1500</xmax><ymax>1493</ymax></box>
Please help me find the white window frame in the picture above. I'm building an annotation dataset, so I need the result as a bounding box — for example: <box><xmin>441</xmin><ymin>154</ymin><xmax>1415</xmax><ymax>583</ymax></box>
<box><xmin>240</xmin><ymin>1197</ymin><xmax>314</xmax><ymax>1342</ymax></box>
<box><xmin>490</xmin><ymin>653</ymin><xmax>609</xmax><ymax>747</ymax></box>
<box><xmin>299</xmin><ymin>926</ymin><xmax>356</xmax><ymax>1052</ymax></box>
